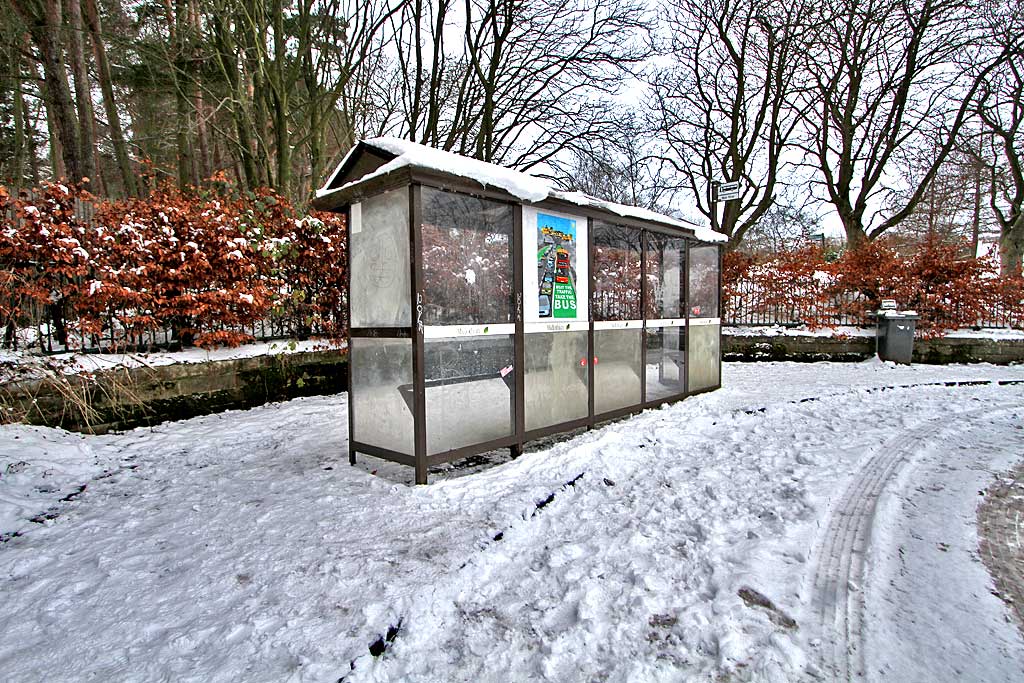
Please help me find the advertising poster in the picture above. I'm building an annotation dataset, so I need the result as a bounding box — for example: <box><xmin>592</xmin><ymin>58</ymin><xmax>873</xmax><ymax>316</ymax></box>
<box><xmin>524</xmin><ymin>208</ymin><xmax>587</xmax><ymax>324</ymax></box>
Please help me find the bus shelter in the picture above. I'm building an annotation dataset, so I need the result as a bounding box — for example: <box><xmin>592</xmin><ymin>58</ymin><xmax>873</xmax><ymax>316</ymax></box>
<box><xmin>312</xmin><ymin>139</ymin><xmax>726</xmax><ymax>483</ymax></box>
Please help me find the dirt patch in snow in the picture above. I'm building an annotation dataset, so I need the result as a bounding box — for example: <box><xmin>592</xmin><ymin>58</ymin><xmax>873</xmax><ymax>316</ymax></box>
<box><xmin>738</xmin><ymin>587</ymin><xmax>797</xmax><ymax>630</ymax></box>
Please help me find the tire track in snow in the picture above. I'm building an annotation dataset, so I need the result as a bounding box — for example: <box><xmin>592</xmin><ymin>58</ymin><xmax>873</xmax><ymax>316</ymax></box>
<box><xmin>807</xmin><ymin>402</ymin><xmax>1019</xmax><ymax>681</ymax></box>
<box><xmin>347</xmin><ymin>384</ymin><xmax>1024</xmax><ymax>679</ymax></box>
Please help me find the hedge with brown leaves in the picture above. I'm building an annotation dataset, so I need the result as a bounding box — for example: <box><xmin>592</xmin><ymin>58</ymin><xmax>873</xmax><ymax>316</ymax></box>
<box><xmin>1</xmin><ymin>181</ymin><xmax>346</xmax><ymax>350</ymax></box>
<box><xmin>724</xmin><ymin>238</ymin><xmax>1024</xmax><ymax>335</ymax></box>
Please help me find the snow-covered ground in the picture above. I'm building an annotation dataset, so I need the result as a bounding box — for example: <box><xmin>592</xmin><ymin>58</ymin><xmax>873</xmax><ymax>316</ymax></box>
<box><xmin>726</xmin><ymin>324</ymin><xmax>1024</xmax><ymax>340</ymax></box>
<box><xmin>1</xmin><ymin>339</ymin><xmax>341</xmax><ymax>382</ymax></box>
<box><xmin>1</xmin><ymin>360</ymin><xmax>1022</xmax><ymax>682</ymax></box>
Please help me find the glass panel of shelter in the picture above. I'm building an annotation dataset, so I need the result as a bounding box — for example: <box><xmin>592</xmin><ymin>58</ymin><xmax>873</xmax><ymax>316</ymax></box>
<box><xmin>644</xmin><ymin>232</ymin><xmax>688</xmax><ymax>403</ymax></box>
<box><xmin>523</xmin><ymin>331</ymin><xmax>588</xmax><ymax>432</ymax></box>
<box><xmin>347</xmin><ymin>188</ymin><xmax>414</xmax><ymax>459</ymax></box>
<box><xmin>591</xmin><ymin>220</ymin><xmax>643</xmax><ymax>415</ymax></box>
<box><xmin>349</xmin><ymin>188</ymin><xmax>411</xmax><ymax>328</ymax></box>
<box><xmin>348</xmin><ymin>181</ymin><xmax>718</xmax><ymax>470</ymax></box>
<box><xmin>419</xmin><ymin>187</ymin><xmax>517</xmax><ymax>455</ymax></box>
<box><xmin>523</xmin><ymin>208</ymin><xmax>589</xmax><ymax>434</ymax></box>
<box><xmin>350</xmin><ymin>337</ymin><xmax>414</xmax><ymax>455</ymax></box>
<box><xmin>688</xmin><ymin>243</ymin><xmax>721</xmax><ymax>392</ymax></box>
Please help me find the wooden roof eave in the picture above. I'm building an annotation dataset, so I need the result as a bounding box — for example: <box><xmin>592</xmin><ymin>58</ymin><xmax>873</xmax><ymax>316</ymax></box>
<box><xmin>407</xmin><ymin>167</ymin><xmax>702</xmax><ymax>241</ymax></box>
<box><xmin>310</xmin><ymin>166</ymin><xmax>414</xmax><ymax>211</ymax></box>
<box><xmin>532</xmin><ymin>193</ymin><xmax>699</xmax><ymax>241</ymax></box>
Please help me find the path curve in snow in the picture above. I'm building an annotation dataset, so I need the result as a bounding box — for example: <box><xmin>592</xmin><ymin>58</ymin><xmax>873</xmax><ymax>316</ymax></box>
<box><xmin>806</xmin><ymin>403</ymin><xmax>1021</xmax><ymax>682</ymax></box>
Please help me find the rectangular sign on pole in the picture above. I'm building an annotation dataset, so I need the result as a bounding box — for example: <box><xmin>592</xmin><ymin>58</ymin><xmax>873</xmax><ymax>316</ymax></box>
<box><xmin>718</xmin><ymin>181</ymin><xmax>741</xmax><ymax>202</ymax></box>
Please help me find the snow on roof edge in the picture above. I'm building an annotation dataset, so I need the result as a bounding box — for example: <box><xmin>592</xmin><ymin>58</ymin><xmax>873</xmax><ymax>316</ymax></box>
<box><xmin>316</xmin><ymin>137</ymin><xmax>727</xmax><ymax>243</ymax></box>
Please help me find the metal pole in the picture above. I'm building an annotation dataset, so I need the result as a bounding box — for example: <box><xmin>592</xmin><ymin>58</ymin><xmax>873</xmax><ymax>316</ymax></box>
<box><xmin>710</xmin><ymin>181</ymin><xmax>720</xmax><ymax>234</ymax></box>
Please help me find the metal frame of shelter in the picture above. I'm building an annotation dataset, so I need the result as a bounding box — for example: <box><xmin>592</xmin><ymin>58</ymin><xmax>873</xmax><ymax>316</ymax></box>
<box><xmin>313</xmin><ymin>141</ymin><xmax>723</xmax><ymax>484</ymax></box>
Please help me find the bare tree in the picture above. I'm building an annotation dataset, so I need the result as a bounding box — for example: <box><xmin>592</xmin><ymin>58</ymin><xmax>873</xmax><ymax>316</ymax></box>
<box><xmin>650</xmin><ymin>0</ymin><xmax>815</xmax><ymax>249</ymax></box>
<box><xmin>973</xmin><ymin>3</ymin><xmax>1024</xmax><ymax>274</ymax></box>
<box><xmin>385</xmin><ymin>0</ymin><xmax>649</xmax><ymax>171</ymax></box>
<box><xmin>885</xmin><ymin>132</ymin><xmax>1001</xmax><ymax>255</ymax></box>
<box><xmin>798</xmin><ymin>0</ymin><xmax>1019</xmax><ymax>247</ymax></box>
<box><xmin>743</xmin><ymin>195</ymin><xmax>823</xmax><ymax>254</ymax></box>
<box><xmin>83</xmin><ymin>0</ymin><xmax>136</xmax><ymax>195</ymax></box>
<box><xmin>157</xmin><ymin>0</ymin><xmax>401</xmax><ymax>199</ymax></box>
<box><xmin>9</xmin><ymin>0</ymin><xmax>86</xmax><ymax>182</ymax></box>
<box><xmin>294</xmin><ymin>0</ymin><xmax>403</xmax><ymax>198</ymax></box>
<box><xmin>980</xmin><ymin>104</ymin><xmax>1024</xmax><ymax>273</ymax></box>
<box><xmin>561</xmin><ymin>112</ymin><xmax>677</xmax><ymax>213</ymax></box>
<box><xmin>0</xmin><ymin>24</ymin><xmax>40</xmax><ymax>189</ymax></box>
<box><xmin>64</xmin><ymin>0</ymin><xmax>97</xmax><ymax>184</ymax></box>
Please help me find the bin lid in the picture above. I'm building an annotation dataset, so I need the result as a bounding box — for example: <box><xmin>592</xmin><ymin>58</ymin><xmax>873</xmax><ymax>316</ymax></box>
<box><xmin>876</xmin><ymin>309</ymin><xmax>919</xmax><ymax>320</ymax></box>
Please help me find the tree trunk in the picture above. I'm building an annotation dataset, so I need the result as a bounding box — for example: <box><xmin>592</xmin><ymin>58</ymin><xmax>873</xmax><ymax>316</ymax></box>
<box><xmin>1000</xmin><ymin>217</ymin><xmax>1024</xmax><ymax>276</ymax></box>
<box><xmin>840</xmin><ymin>208</ymin><xmax>868</xmax><ymax>249</ymax></box>
<box><xmin>24</xmin><ymin>51</ymin><xmax>41</xmax><ymax>185</ymax></box>
<box><xmin>84</xmin><ymin>0</ymin><xmax>137</xmax><ymax>196</ymax></box>
<box><xmin>971</xmin><ymin>163</ymin><xmax>982</xmax><ymax>258</ymax></box>
<box><xmin>65</xmin><ymin>0</ymin><xmax>97</xmax><ymax>184</ymax></box>
<box><xmin>43</xmin><ymin>91</ymin><xmax>67</xmax><ymax>180</ymax></box>
<box><xmin>11</xmin><ymin>41</ymin><xmax>26</xmax><ymax>190</ymax></box>
<box><xmin>307</xmin><ymin>104</ymin><xmax>323</xmax><ymax>198</ymax></box>
<box><xmin>270</xmin><ymin>0</ymin><xmax>290</xmax><ymax>194</ymax></box>
<box><xmin>189</xmin><ymin>0</ymin><xmax>210</xmax><ymax>180</ymax></box>
<box><xmin>26</xmin><ymin>109</ymin><xmax>40</xmax><ymax>183</ymax></box>
<box><xmin>721</xmin><ymin>200</ymin><xmax>742</xmax><ymax>247</ymax></box>
<box><xmin>211</xmin><ymin>14</ymin><xmax>259</xmax><ymax>188</ymax></box>
<box><xmin>176</xmin><ymin>94</ymin><xmax>194</xmax><ymax>188</ymax></box>
<box><xmin>250</xmin><ymin>67</ymin><xmax>273</xmax><ymax>187</ymax></box>
<box><xmin>13</xmin><ymin>0</ymin><xmax>84</xmax><ymax>181</ymax></box>
<box><xmin>173</xmin><ymin>0</ymin><xmax>194</xmax><ymax>188</ymax></box>
<box><xmin>193</xmin><ymin>92</ymin><xmax>211</xmax><ymax>180</ymax></box>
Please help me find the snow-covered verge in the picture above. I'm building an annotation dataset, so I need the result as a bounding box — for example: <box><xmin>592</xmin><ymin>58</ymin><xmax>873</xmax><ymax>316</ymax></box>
<box><xmin>0</xmin><ymin>426</ymin><xmax>108</xmax><ymax>536</ymax></box>
<box><xmin>725</xmin><ymin>324</ymin><xmax>876</xmax><ymax>339</ymax></box>
<box><xmin>943</xmin><ymin>327</ymin><xmax>1024</xmax><ymax>340</ymax></box>
<box><xmin>725</xmin><ymin>324</ymin><xmax>1024</xmax><ymax>340</ymax></box>
<box><xmin>864</xmin><ymin>409</ymin><xmax>1024</xmax><ymax>682</ymax></box>
<box><xmin>0</xmin><ymin>360</ymin><xmax>1022</xmax><ymax>682</ymax></box>
<box><xmin>0</xmin><ymin>339</ymin><xmax>342</xmax><ymax>383</ymax></box>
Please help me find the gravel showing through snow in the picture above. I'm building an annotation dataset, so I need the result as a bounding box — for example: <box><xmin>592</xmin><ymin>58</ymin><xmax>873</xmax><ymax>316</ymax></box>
<box><xmin>978</xmin><ymin>462</ymin><xmax>1024</xmax><ymax>637</ymax></box>
<box><xmin>0</xmin><ymin>360</ymin><xmax>1022</xmax><ymax>682</ymax></box>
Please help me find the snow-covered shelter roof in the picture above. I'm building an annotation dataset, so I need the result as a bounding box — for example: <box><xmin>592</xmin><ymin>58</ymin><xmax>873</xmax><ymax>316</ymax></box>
<box><xmin>312</xmin><ymin>137</ymin><xmax>726</xmax><ymax>243</ymax></box>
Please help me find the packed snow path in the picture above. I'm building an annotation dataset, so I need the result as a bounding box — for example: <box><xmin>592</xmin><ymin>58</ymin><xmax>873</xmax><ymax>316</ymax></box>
<box><xmin>807</xmin><ymin>404</ymin><xmax>1024</xmax><ymax>682</ymax></box>
<box><xmin>1</xmin><ymin>361</ymin><xmax>1022</xmax><ymax>682</ymax></box>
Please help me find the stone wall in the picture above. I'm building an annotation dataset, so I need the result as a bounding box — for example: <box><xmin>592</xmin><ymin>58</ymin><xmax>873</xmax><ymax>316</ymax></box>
<box><xmin>6</xmin><ymin>350</ymin><xmax>348</xmax><ymax>434</ymax></box>
<box><xmin>724</xmin><ymin>331</ymin><xmax>1024</xmax><ymax>365</ymax></box>
<box><xmin>913</xmin><ymin>337</ymin><xmax>1024</xmax><ymax>365</ymax></box>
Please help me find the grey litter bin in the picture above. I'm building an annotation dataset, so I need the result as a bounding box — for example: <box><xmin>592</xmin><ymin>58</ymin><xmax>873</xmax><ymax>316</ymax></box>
<box><xmin>875</xmin><ymin>310</ymin><xmax>919</xmax><ymax>364</ymax></box>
